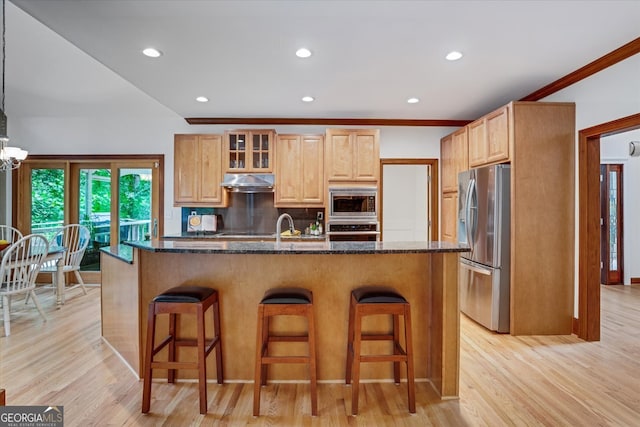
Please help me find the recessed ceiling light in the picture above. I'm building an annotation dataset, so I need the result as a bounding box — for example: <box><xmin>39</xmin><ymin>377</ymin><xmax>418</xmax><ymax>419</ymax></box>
<box><xmin>407</xmin><ymin>97</ymin><xmax>420</xmax><ymax>104</ymax></box>
<box><xmin>142</xmin><ymin>47</ymin><xmax>162</xmax><ymax>58</ymax></box>
<box><xmin>301</xmin><ymin>96</ymin><xmax>315</xmax><ymax>102</ymax></box>
<box><xmin>196</xmin><ymin>96</ymin><xmax>209</xmax><ymax>103</ymax></box>
<box><xmin>296</xmin><ymin>48</ymin><xmax>312</xmax><ymax>58</ymax></box>
<box><xmin>445</xmin><ymin>51</ymin><xmax>463</xmax><ymax>61</ymax></box>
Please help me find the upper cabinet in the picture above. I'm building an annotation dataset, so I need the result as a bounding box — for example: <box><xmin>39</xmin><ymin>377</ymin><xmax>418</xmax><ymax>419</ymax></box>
<box><xmin>468</xmin><ymin>105</ymin><xmax>510</xmax><ymax>167</ymax></box>
<box><xmin>441</xmin><ymin>128</ymin><xmax>468</xmax><ymax>193</ymax></box>
<box><xmin>224</xmin><ymin>130</ymin><xmax>274</xmax><ymax>172</ymax></box>
<box><xmin>275</xmin><ymin>134</ymin><xmax>324</xmax><ymax>207</ymax></box>
<box><xmin>325</xmin><ymin>129</ymin><xmax>380</xmax><ymax>183</ymax></box>
<box><xmin>440</xmin><ymin>134</ymin><xmax>455</xmax><ymax>193</ymax></box>
<box><xmin>468</xmin><ymin>118</ymin><xmax>487</xmax><ymax>167</ymax></box>
<box><xmin>174</xmin><ymin>134</ymin><xmax>227</xmax><ymax>207</ymax></box>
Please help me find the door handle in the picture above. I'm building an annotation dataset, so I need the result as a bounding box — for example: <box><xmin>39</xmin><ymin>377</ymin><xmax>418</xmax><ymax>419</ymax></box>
<box><xmin>461</xmin><ymin>259</ymin><xmax>492</xmax><ymax>275</ymax></box>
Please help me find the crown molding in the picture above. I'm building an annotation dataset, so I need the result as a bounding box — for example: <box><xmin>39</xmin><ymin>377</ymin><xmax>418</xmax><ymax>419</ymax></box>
<box><xmin>520</xmin><ymin>37</ymin><xmax>640</xmax><ymax>101</ymax></box>
<box><xmin>185</xmin><ymin>117</ymin><xmax>472</xmax><ymax>127</ymax></box>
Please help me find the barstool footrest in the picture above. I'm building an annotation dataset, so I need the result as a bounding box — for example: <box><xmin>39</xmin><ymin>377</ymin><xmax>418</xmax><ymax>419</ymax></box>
<box><xmin>151</xmin><ymin>361</ymin><xmax>199</xmax><ymax>370</ymax></box>
<box><xmin>262</xmin><ymin>356</ymin><xmax>310</xmax><ymax>364</ymax></box>
<box><xmin>267</xmin><ymin>335</ymin><xmax>309</xmax><ymax>343</ymax></box>
<box><xmin>360</xmin><ymin>354</ymin><xmax>407</xmax><ymax>363</ymax></box>
<box><xmin>359</xmin><ymin>333</ymin><xmax>395</xmax><ymax>341</ymax></box>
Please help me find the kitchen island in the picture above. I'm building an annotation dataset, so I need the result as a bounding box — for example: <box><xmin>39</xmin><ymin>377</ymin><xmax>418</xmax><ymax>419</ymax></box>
<box><xmin>100</xmin><ymin>239</ymin><xmax>467</xmax><ymax>399</ymax></box>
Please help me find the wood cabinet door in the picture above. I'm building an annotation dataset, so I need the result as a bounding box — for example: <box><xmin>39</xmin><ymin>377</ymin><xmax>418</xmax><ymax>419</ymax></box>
<box><xmin>300</xmin><ymin>135</ymin><xmax>324</xmax><ymax>203</ymax></box>
<box><xmin>199</xmin><ymin>134</ymin><xmax>225</xmax><ymax>204</ymax></box>
<box><xmin>326</xmin><ymin>129</ymin><xmax>354</xmax><ymax>181</ymax></box>
<box><xmin>174</xmin><ymin>134</ymin><xmax>199</xmax><ymax>204</ymax></box>
<box><xmin>441</xmin><ymin>191</ymin><xmax>458</xmax><ymax>243</ymax></box>
<box><xmin>486</xmin><ymin>106</ymin><xmax>509</xmax><ymax>163</ymax></box>
<box><xmin>353</xmin><ymin>130</ymin><xmax>380</xmax><ymax>181</ymax></box>
<box><xmin>440</xmin><ymin>135</ymin><xmax>456</xmax><ymax>193</ymax></box>
<box><xmin>453</xmin><ymin>128</ymin><xmax>469</xmax><ymax>176</ymax></box>
<box><xmin>275</xmin><ymin>134</ymin><xmax>324</xmax><ymax>206</ymax></box>
<box><xmin>468</xmin><ymin>119</ymin><xmax>487</xmax><ymax>167</ymax></box>
<box><xmin>275</xmin><ymin>135</ymin><xmax>302</xmax><ymax>204</ymax></box>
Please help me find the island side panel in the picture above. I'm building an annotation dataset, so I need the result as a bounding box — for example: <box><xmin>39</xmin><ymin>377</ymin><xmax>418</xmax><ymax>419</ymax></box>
<box><xmin>100</xmin><ymin>251</ymin><xmax>141</xmax><ymax>375</ymax></box>
<box><xmin>429</xmin><ymin>251</ymin><xmax>460</xmax><ymax>398</ymax></box>
<box><xmin>136</xmin><ymin>250</ymin><xmax>434</xmax><ymax>383</ymax></box>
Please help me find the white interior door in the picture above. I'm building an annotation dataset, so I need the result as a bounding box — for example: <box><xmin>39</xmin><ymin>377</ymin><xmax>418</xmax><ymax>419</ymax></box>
<box><xmin>382</xmin><ymin>164</ymin><xmax>429</xmax><ymax>241</ymax></box>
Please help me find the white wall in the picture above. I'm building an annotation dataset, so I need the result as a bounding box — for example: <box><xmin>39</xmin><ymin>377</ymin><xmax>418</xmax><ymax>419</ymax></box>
<box><xmin>543</xmin><ymin>54</ymin><xmax>640</xmax><ymax>309</ymax></box>
<box><xmin>10</xmin><ymin>113</ymin><xmax>451</xmax><ymax>234</ymax></box>
<box><xmin>601</xmin><ymin>129</ymin><xmax>640</xmax><ymax>285</ymax></box>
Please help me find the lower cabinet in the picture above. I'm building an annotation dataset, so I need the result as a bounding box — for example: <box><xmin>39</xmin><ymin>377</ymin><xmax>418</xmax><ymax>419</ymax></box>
<box><xmin>275</xmin><ymin>134</ymin><xmax>324</xmax><ymax>207</ymax></box>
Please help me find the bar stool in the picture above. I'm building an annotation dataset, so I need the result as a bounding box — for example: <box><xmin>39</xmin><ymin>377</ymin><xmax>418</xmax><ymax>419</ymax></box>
<box><xmin>142</xmin><ymin>286</ymin><xmax>223</xmax><ymax>415</ymax></box>
<box><xmin>345</xmin><ymin>285</ymin><xmax>416</xmax><ymax>415</ymax></box>
<box><xmin>253</xmin><ymin>287</ymin><xmax>317</xmax><ymax>416</ymax></box>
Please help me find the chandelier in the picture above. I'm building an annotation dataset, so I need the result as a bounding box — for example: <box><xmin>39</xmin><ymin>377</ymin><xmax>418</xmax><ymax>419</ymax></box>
<box><xmin>0</xmin><ymin>0</ymin><xmax>27</xmax><ymax>171</ymax></box>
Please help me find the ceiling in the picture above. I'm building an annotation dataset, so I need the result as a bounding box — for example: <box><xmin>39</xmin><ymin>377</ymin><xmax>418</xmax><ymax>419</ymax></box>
<box><xmin>7</xmin><ymin>0</ymin><xmax>640</xmax><ymax>123</ymax></box>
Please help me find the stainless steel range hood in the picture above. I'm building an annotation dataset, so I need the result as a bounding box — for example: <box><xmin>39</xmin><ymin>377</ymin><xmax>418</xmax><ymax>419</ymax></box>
<box><xmin>220</xmin><ymin>173</ymin><xmax>275</xmax><ymax>193</ymax></box>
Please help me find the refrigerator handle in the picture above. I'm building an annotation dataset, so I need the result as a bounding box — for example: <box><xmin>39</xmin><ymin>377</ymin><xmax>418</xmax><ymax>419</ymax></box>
<box><xmin>465</xmin><ymin>178</ymin><xmax>476</xmax><ymax>249</ymax></box>
<box><xmin>460</xmin><ymin>258</ymin><xmax>492</xmax><ymax>275</ymax></box>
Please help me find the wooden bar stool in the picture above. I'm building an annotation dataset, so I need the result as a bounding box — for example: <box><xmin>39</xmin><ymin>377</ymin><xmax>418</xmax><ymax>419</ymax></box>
<box><xmin>345</xmin><ymin>285</ymin><xmax>416</xmax><ymax>415</ymax></box>
<box><xmin>142</xmin><ymin>286</ymin><xmax>223</xmax><ymax>415</ymax></box>
<box><xmin>253</xmin><ymin>287</ymin><xmax>317</xmax><ymax>416</ymax></box>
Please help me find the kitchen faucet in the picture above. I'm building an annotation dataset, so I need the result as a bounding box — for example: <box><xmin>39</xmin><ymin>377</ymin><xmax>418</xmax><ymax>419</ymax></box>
<box><xmin>276</xmin><ymin>213</ymin><xmax>294</xmax><ymax>244</ymax></box>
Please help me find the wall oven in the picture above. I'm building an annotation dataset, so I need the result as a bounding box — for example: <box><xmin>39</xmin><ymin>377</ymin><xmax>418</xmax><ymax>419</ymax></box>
<box><xmin>326</xmin><ymin>220</ymin><xmax>380</xmax><ymax>242</ymax></box>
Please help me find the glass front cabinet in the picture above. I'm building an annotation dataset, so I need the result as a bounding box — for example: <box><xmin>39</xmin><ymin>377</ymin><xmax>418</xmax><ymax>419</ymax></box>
<box><xmin>224</xmin><ymin>130</ymin><xmax>274</xmax><ymax>172</ymax></box>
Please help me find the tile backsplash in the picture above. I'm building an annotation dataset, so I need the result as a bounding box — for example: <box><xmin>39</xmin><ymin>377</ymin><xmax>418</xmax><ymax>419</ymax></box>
<box><xmin>181</xmin><ymin>193</ymin><xmax>323</xmax><ymax>234</ymax></box>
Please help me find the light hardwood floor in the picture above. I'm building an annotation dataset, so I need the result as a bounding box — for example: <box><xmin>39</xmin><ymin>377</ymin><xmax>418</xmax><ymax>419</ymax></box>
<box><xmin>1</xmin><ymin>285</ymin><xmax>639</xmax><ymax>426</ymax></box>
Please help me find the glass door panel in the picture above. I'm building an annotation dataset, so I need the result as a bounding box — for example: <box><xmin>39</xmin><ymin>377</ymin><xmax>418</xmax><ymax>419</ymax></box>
<box><xmin>78</xmin><ymin>168</ymin><xmax>111</xmax><ymax>271</ymax></box>
<box><xmin>600</xmin><ymin>164</ymin><xmax>624</xmax><ymax>285</ymax></box>
<box><xmin>118</xmin><ymin>168</ymin><xmax>153</xmax><ymax>243</ymax></box>
<box><xmin>30</xmin><ymin>167</ymin><xmax>65</xmax><ymax>239</ymax></box>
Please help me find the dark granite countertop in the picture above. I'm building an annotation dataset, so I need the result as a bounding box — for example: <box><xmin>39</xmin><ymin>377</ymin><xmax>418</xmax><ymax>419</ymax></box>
<box><xmin>162</xmin><ymin>232</ymin><xmax>327</xmax><ymax>241</ymax></box>
<box><xmin>117</xmin><ymin>239</ymin><xmax>469</xmax><ymax>255</ymax></box>
<box><xmin>100</xmin><ymin>244</ymin><xmax>134</xmax><ymax>263</ymax></box>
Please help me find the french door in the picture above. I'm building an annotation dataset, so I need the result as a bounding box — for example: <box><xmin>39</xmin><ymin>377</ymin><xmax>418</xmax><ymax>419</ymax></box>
<box><xmin>14</xmin><ymin>156</ymin><xmax>163</xmax><ymax>273</ymax></box>
<box><xmin>600</xmin><ymin>164</ymin><xmax>623</xmax><ymax>285</ymax></box>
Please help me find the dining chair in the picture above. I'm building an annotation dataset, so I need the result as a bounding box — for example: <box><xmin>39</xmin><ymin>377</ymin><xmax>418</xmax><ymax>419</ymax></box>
<box><xmin>0</xmin><ymin>225</ymin><xmax>22</xmax><ymax>245</ymax></box>
<box><xmin>0</xmin><ymin>234</ymin><xmax>50</xmax><ymax>336</ymax></box>
<box><xmin>40</xmin><ymin>224</ymin><xmax>91</xmax><ymax>297</ymax></box>
<box><xmin>0</xmin><ymin>226</ymin><xmax>23</xmax><ymax>310</ymax></box>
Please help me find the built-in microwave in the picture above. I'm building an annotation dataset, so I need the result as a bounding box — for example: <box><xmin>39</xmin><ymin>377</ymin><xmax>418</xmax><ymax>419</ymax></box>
<box><xmin>328</xmin><ymin>186</ymin><xmax>378</xmax><ymax>219</ymax></box>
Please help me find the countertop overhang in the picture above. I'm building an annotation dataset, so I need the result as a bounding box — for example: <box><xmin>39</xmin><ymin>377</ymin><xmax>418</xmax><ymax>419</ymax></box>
<box><xmin>122</xmin><ymin>239</ymin><xmax>469</xmax><ymax>255</ymax></box>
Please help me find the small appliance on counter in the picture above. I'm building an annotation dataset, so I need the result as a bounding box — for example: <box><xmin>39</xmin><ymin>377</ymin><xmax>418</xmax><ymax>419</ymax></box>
<box><xmin>187</xmin><ymin>212</ymin><xmax>201</xmax><ymax>232</ymax></box>
<box><xmin>187</xmin><ymin>212</ymin><xmax>217</xmax><ymax>233</ymax></box>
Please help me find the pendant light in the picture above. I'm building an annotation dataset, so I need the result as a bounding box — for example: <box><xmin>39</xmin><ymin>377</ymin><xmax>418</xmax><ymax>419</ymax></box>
<box><xmin>0</xmin><ymin>0</ymin><xmax>27</xmax><ymax>171</ymax></box>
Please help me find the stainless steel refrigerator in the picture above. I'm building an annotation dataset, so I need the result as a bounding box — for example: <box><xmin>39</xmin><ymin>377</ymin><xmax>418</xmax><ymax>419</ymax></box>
<box><xmin>458</xmin><ymin>164</ymin><xmax>511</xmax><ymax>333</ymax></box>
